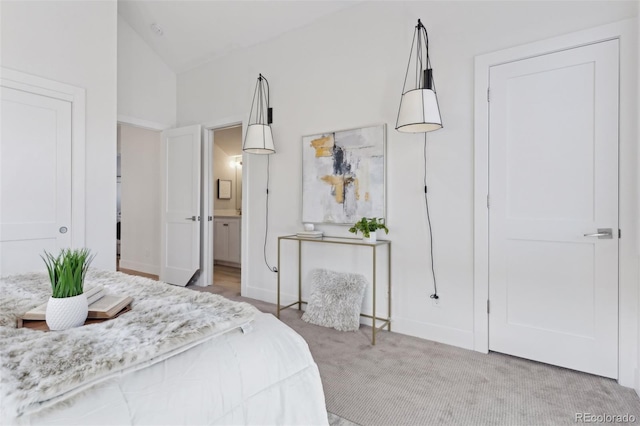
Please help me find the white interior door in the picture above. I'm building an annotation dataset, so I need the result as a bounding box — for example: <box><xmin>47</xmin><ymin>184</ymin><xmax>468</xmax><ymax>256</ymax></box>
<box><xmin>488</xmin><ymin>40</ymin><xmax>619</xmax><ymax>378</ymax></box>
<box><xmin>160</xmin><ymin>125</ymin><xmax>201</xmax><ymax>286</ymax></box>
<box><xmin>0</xmin><ymin>86</ymin><xmax>72</xmax><ymax>275</ymax></box>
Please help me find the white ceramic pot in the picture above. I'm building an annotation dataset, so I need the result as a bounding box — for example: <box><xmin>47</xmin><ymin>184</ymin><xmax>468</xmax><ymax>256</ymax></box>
<box><xmin>364</xmin><ymin>232</ymin><xmax>377</xmax><ymax>243</ymax></box>
<box><xmin>46</xmin><ymin>293</ymin><xmax>88</xmax><ymax>331</ymax></box>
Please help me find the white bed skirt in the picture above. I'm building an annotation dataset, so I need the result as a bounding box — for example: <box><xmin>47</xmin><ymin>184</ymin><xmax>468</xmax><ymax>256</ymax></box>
<box><xmin>8</xmin><ymin>313</ymin><xmax>328</xmax><ymax>425</ymax></box>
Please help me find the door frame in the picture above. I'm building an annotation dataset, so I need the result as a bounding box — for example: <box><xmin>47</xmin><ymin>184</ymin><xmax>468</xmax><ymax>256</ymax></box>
<box><xmin>473</xmin><ymin>19</ymin><xmax>638</xmax><ymax>387</ymax></box>
<box><xmin>200</xmin><ymin>116</ymin><xmax>245</xmax><ymax>289</ymax></box>
<box><xmin>117</xmin><ymin>115</ymin><xmax>172</xmax><ymax>133</ymax></box>
<box><xmin>1</xmin><ymin>67</ymin><xmax>86</xmax><ymax>249</ymax></box>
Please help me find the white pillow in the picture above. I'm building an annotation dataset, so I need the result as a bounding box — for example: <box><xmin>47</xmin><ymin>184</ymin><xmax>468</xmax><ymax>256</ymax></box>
<box><xmin>301</xmin><ymin>269</ymin><xmax>367</xmax><ymax>332</ymax></box>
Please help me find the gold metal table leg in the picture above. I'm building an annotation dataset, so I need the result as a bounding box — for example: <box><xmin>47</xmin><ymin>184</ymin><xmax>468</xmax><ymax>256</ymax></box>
<box><xmin>388</xmin><ymin>243</ymin><xmax>391</xmax><ymax>332</ymax></box>
<box><xmin>277</xmin><ymin>237</ymin><xmax>281</xmax><ymax>319</ymax></box>
<box><xmin>372</xmin><ymin>245</ymin><xmax>377</xmax><ymax>345</ymax></box>
<box><xmin>298</xmin><ymin>240</ymin><xmax>302</xmax><ymax>310</ymax></box>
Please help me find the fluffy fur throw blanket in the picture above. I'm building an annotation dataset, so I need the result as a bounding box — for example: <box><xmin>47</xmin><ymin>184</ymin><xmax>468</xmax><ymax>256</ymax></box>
<box><xmin>0</xmin><ymin>269</ymin><xmax>258</xmax><ymax>419</ymax></box>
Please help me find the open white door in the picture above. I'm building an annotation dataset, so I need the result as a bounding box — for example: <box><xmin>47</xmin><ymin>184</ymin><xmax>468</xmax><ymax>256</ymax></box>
<box><xmin>160</xmin><ymin>125</ymin><xmax>201</xmax><ymax>286</ymax></box>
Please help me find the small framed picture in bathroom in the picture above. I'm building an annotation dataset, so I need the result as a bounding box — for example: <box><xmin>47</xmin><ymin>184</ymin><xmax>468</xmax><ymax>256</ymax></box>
<box><xmin>218</xmin><ymin>179</ymin><xmax>232</xmax><ymax>199</ymax></box>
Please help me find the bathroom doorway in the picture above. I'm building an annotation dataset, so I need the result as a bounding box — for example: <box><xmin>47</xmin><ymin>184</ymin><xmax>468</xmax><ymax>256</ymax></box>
<box><xmin>210</xmin><ymin>125</ymin><xmax>242</xmax><ymax>294</ymax></box>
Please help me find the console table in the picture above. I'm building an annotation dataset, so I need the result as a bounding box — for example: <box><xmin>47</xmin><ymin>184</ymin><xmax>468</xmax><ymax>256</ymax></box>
<box><xmin>276</xmin><ymin>235</ymin><xmax>391</xmax><ymax>345</ymax></box>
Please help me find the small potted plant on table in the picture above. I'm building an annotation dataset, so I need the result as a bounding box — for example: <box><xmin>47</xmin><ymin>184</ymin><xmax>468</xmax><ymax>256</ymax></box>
<box><xmin>348</xmin><ymin>217</ymin><xmax>389</xmax><ymax>243</ymax></box>
<box><xmin>42</xmin><ymin>248</ymin><xmax>94</xmax><ymax>331</ymax></box>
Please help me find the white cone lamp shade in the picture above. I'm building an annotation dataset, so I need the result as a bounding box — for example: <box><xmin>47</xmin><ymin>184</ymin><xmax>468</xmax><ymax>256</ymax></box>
<box><xmin>244</xmin><ymin>124</ymin><xmax>275</xmax><ymax>154</ymax></box>
<box><xmin>243</xmin><ymin>73</ymin><xmax>275</xmax><ymax>155</ymax></box>
<box><xmin>395</xmin><ymin>19</ymin><xmax>443</xmax><ymax>134</ymax></box>
<box><xmin>396</xmin><ymin>88</ymin><xmax>442</xmax><ymax>133</ymax></box>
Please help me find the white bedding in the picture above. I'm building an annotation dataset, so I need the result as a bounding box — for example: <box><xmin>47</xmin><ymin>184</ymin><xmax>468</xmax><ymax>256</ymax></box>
<box><xmin>0</xmin><ymin>270</ymin><xmax>328</xmax><ymax>425</ymax></box>
<box><xmin>9</xmin><ymin>313</ymin><xmax>328</xmax><ymax>425</ymax></box>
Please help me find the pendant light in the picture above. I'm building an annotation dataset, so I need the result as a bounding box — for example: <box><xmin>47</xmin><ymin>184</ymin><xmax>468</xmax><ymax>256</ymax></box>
<box><xmin>396</xmin><ymin>19</ymin><xmax>442</xmax><ymax>133</ymax></box>
<box><xmin>243</xmin><ymin>73</ymin><xmax>275</xmax><ymax>154</ymax></box>
<box><xmin>243</xmin><ymin>73</ymin><xmax>278</xmax><ymax>273</ymax></box>
<box><xmin>396</xmin><ymin>19</ymin><xmax>443</xmax><ymax>301</ymax></box>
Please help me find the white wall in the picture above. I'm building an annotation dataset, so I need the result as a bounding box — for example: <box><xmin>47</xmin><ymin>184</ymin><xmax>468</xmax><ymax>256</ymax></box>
<box><xmin>213</xmin><ymin>144</ymin><xmax>238</xmax><ymax>213</ymax></box>
<box><xmin>1</xmin><ymin>1</ymin><xmax>117</xmax><ymax>270</ymax></box>
<box><xmin>118</xmin><ymin>14</ymin><xmax>176</xmax><ymax>128</ymax></box>
<box><xmin>119</xmin><ymin>125</ymin><xmax>161</xmax><ymax>275</ymax></box>
<box><xmin>177</xmin><ymin>0</ymin><xmax>639</xmax><ymax>381</ymax></box>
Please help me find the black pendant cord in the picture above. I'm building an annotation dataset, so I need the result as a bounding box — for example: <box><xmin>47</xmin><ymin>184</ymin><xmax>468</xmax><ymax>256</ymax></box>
<box><xmin>257</xmin><ymin>74</ymin><xmax>270</xmax><ymax>124</ymax></box>
<box><xmin>416</xmin><ymin>20</ymin><xmax>434</xmax><ymax>90</ymax></box>
<box><xmin>248</xmin><ymin>74</ymin><xmax>271</xmax><ymax>126</ymax></box>
<box><xmin>424</xmin><ymin>133</ymin><xmax>439</xmax><ymax>299</ymax></box>
<box><xmin>264</xmin><ymin>155</ymin><xmax>277</xmax><ymax>273</ymax></box>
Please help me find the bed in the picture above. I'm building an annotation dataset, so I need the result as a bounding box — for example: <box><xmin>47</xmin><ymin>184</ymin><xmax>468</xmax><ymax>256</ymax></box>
<box><xmin>0</xmin><ymin>270</ymin><xmax>328</xmax><ymax>425</ymax></box>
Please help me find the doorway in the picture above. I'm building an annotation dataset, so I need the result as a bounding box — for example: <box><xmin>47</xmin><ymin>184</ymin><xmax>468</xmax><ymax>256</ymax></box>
<box><xmin>117</xmin><ymin>123</ymin><xmax>162</xmax><ymax>281</ymax></box>
<box><xmin>210</xmin><ymin>125</ymin><xmax>243</xmax><ymax>294</ymax></box>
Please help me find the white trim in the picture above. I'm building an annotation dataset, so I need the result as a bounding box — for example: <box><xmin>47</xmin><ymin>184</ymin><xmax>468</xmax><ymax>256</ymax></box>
<box><xmin>200</xmin><ymin>116</ymin><xmax>245</xmax><ymax>290</ymax></box>
<box><xmin>1</xmin><ymin>68</ymin><xmax>75</xmax><ymax>101</ymax></box>
<box><xmin>214</xmin><ymin>260</ymin><xmax>241</xmax><ymax>268</ymax></box>
<box><xmin>392</xmin><ymin>318</ymin><xmax>474</xmax><ymax>351</ymax></box>
<box><xmin>201</xmin><ymin>129</ymin><xmax>214</xmax><ymax>288</ymax></box>
<box><xmin>473</xmin><ymin>19</ymin><xmax>638</xmax><ymax>387</ymax></box>
<box><xmin>117</xmin><ymin>114</ymin><xmax>172</xmax><ymax>132</ymax></box>
<box><xmin>245</xmin><ymin>285</ymin><xmax>275</xmax><ymax>304</ymax></box>
<box><xmin>118</xmin><ymin>259</ymin><xmax>159</xmax><ymax>276</ymax></box>
<box><xmin>1</xmin><ymin>67</ymin><xmax>86</xmax><ymax>249</ymax></box>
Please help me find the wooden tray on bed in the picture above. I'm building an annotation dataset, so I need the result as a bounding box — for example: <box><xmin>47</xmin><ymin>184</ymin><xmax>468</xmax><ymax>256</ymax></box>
<box><xmin>16</xmin><ymin>304</ymin><xmax>132</xmax><ymax>332</ymax></box>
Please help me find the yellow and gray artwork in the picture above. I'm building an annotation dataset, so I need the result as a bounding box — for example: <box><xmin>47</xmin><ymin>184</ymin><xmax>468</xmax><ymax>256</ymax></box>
<box><xmin>302</xmin><ymin>125</ymin><xmax>385</xmax><ymax>224</ymax></box>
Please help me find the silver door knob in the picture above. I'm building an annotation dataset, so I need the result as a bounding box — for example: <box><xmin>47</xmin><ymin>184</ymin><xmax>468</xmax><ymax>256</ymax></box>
<box><xmin>59</xmin><ymin>226</ymin><xmax>68</xmax><ymax>234</ymax></box>
<box><xmin>583</xmin><ymin>228</ymin><xmax>613</xmax><ymax>239</ymax></box>
<box><xmin>185</xmin><ymin>216</ymin><xmax>197</xmax><ymax>221</ymax></box>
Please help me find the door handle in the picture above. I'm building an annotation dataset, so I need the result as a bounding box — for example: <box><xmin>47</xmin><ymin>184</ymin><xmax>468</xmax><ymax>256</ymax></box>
<box><xmin>583</xmin><ymin>228</ymin><xmax>613</xmax><ymax>239</ymax></box>
<box><xmin>185</xmin><ymin>216</ymin><xmax>197</xmax><ymax>221</ymax></box>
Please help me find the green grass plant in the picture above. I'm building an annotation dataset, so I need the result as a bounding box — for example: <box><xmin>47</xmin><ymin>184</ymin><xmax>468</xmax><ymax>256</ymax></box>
<box><xmin>41</xmin><ymin>248</ymin><xmax>95</xmax><ymax>298</ymax></box>
<box><xmin>348</xmin><ymin>217</ymin><xmax>389</xmax><ymax>238</ymax></box>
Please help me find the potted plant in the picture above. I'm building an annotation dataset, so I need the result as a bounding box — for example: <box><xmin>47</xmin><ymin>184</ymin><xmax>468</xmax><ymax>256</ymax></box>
<box><xmin>348</xmin><ymin>217</ymin><xmax>389</xmax><ymax>243</ymax></box>
<box><xmin>42</xmin><ymin>248</ymin><xmax>94</xmax><ymax>330</ymax></box>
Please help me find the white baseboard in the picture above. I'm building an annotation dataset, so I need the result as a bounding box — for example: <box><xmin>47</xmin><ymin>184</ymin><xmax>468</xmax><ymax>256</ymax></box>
<box><xmin>244</xmin><ymin>286</ymin><xmax>277</xmax><ymax>303</ymax></box>
<box><xmin>214</xmin><ymin>260</ymin><xmax>241</xmax><ymax>268</ymax></box>
<box><xmin>391</xmin><ymin>317</ymin><xmax>475</xmax><ymax>350</ymax></box>
<box><xmin>244</xmin><ymin>286</ymin><xmax>474</xmax><ymax>350</ymax></box>
<box><xmin>118</xmin><ymin>259</ymin><xmax>159</xmax><ymax>276</ymax></box>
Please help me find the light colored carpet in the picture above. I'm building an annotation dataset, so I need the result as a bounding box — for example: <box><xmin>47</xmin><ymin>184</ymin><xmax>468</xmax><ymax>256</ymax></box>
<box><xmin>328</xmin><ymin>411</ymin><xmax>359</xmax><ymax>426</ymax></box>
<box><xmin>189</xmin><ymin>284</ymin><xmax>640</xmax><ymax>426</ymax></box>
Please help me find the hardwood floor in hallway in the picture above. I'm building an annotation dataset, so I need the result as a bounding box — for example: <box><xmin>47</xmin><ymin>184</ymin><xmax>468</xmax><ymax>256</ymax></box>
<box><xmin>212</xmin><ymin>265</ymin><xmax>241</xmax><ymax>294</ymax></box>
<box><xmin>117</xmin><ymin>259</ymin><xmax>240</xmax><ymax>295</ymax></box>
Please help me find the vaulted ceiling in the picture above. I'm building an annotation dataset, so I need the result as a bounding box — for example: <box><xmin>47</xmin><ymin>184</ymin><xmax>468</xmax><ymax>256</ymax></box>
<box><xmin>118</xmin><ymin>1</ymin><xmax>357</xmax><ymax>74</ymax></box>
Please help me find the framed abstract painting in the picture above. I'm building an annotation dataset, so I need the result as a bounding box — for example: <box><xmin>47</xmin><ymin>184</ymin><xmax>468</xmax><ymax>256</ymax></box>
<box><xmin>302</xmin><ymin>124</ymin><xmax>386</xmax><ymax>224</ymax></box>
